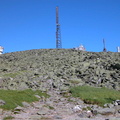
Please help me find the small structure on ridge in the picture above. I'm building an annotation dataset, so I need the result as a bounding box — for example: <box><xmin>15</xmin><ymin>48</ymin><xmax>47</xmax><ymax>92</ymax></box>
<box><xmin>0</xmin><ymin>46</ymin><xmax>4</xmax><ymax>54</ymax></box>
<box><xmin>74</xmin><ymin>45</ymin><xmax>86</xmax><ymax>51</ymax></box>
<box><xmin>117</xmin><ymin>47</ymin><xmax>120</xmax><ymax>52</ymax></box>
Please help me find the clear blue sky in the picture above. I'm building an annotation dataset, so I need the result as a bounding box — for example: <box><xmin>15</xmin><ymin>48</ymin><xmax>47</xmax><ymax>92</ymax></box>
<box><xmin>0</xmin><ymin>0</ymin><xmax>120</xmax><ymax>53</ymax></box>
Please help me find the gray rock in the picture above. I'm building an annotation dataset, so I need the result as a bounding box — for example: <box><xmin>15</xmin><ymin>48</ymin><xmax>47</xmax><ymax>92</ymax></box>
<box><xmin>114</xmin><ymin>100</ymin><xmax>120</xmax><ymax>106</ymax></box>
<box><xmin>33</xmin><ymin>103</ymin><xmax>43</xmax><ymax>109</ymax></box>
<box><xmin>73</xmin><ymin>105</ymin><xmax>82</xmax><ymax>112</ymax></box>
<box><xmin>37</xmin><ymin>107</ymin><xmax>49</xmax><ymax>115</ymax></box>
<box><xmin>91</xmin><ymin>109</ymin><xmax>98</xmax><ymax>115</ymax></box>
<box><xmin>19</xmin><ymin>82</ymin><xmax>28</xmax><ymax>90</ymax></box>
<box><xmin>76</xmin><ymin>99</ymin><xmax>84</xmax><ymax>105</ymax></box>
<box><xmin>53</xmin><ymin>115</ymin><xmax>63</xmax><ymax>119</ymax></box>
<box><xmin>114</xmin><ymin>105</ymin><xmax>120</xmax><ymax>113</ymax></box>
<box><xmin>104</xmin><ymin>103</ymin><xmax>114</xmax><ymax>108</ymax></box>
<box><xmin>22</xmin><ymin>102</ymin><xmax>30</xmax><ymax>107</ymax></box>
<box><xmin>0</xmin><ymin>109</ymin><xmax>3</xmax><ymax>115</ymax></box>
<box><xmin>34</xmin><ymin>95</ymin><xmax>41</xmax><ymax>99</ymax></box>
<box><xmin>0</xmin><ymin>99</ymin><xmax>5</xmax><ymax>106</ymax></box>
<box><xmin>29</xmin><ymin>115</ymin><xmax>42</xmax><ymax>120</ymax></box>
<box><xmin>96</xmin><ymin>108</ymin><xmax>115</xmax><ymax>115</ymax></box>
<box><xmin>14</xmin><ymin>106</ymin><xmax>23</xmax><ymax>111</ymax></box>
<box><xmin>78</xmin><ymin>111</ymin><xmax>92</xmax><ymax>118</ymax></box>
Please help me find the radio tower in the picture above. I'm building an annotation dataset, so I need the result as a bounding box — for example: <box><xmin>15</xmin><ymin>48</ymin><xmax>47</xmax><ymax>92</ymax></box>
<box><xmin>56</xmin><ymin>7</ymin><xmax>62</xmax><ymax>48</ymax></box>
<box><xmin>103</xmin><ymin>39</ymin><xmax>107</xmax><ymax>52</ymax></box>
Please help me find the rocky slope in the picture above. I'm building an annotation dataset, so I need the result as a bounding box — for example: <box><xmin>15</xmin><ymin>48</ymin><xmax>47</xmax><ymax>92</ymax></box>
<box><xmin>0</xmin><ymin>49</ymin><xmax>120</xmax><ymax>91</ymax></box>
<box><xmin>0</xmin><ymin>49</ymin><xmax>120</xmax><ymax>120</ymax></box>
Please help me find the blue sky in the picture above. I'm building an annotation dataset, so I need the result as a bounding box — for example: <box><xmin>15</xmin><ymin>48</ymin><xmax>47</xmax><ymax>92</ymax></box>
<box><xmin>0</xmin><ymin>0</ymin><xmax>120</xmax><ymax>53</ymax></box>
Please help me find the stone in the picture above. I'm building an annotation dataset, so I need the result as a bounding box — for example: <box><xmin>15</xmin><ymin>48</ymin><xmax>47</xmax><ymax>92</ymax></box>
<box><xmin>53</xmin><ymin>115</ymin><xmax>63</xmax><ymax>119</ymax></box>
<box><xmin>91</xmin><ymin>109</ymin><xmax>97</xmax><ymax>115</ymax></box>
<box><xmin>104</xmin><ymin>103</ymin><xmax>114</xmax><ymax>108</ymax></box>
<box><xmin>0</xmin><ymin>109</ymin><xmax>3</xmax><ymax>115</ymax></box>
<box><xmin>14</xmin><ymin>106</ymin><xmax>24</xmax><ymax>114</ymax></box>
<box><xmin>18</xmin><ymin>82</ymin><xmax>28</xmax><ymax>90</ymax></box>
<box><xmin>22</xmin><ymin>102</ymin><xmax>30</xmax><ymax>107</ymax></box>
<box><xmin>59</xmin><ymin>98</ymin><xmax>67</xmax><ymax>102</ymax></box>
<box><xmin>14</xmin><ymin>106</ymin><xmax>23</xmax><ymax>111</ymax></box>
<box><xmin>114</xmin><ymin>100</ymin><xmax>120</xmax><ymax>106</ymax></box>
<box><xmin>96</xmin><ymin>108</ymin><xmax>115</xmax><ymax>115</ymax></box>
<box><xmin>33</xmin><ymin>103</ymin><xmax>43</xmax><ymax>109</ymax></box>
<box><xmin>29</xmin><ymin>115</ymin><xmax>42</xmax><ymax>120</ymax></box>
<box><xmin>73</xmin><ymin>105</ymin><xmax>82</xmax><ymax>112</ymax></box>
<box><xmin>114</xmin><ymin>105</ymin><xmax>120</xmax><ymax>113</ymax></box>
<box><xmin>37</xmin><ymin>107</ymin><xmax>49</xmax><ymax>115</ymax></box>
<box><xmin>0</xmin><ymin>99</ymin><xmax>5</xmax><ymax>106</ymax></box>
<box><xmin>86</xmin><ymin>110</ymin><xmax>93</xmax><ymax>118</ymax></box>
<box><xmin>34</xmin><ymin>95</ymin><xmax>41</xmax><ymax>99</ymax></box>
<box><xmin>76</xmin><ymin>99</ymin><xmax>84</xmax><ymax>105</ymax></box>
<box><xmin>3</xmin><ymin>111</ymin><xmax>12</xmax><ymax>117</ymax></box>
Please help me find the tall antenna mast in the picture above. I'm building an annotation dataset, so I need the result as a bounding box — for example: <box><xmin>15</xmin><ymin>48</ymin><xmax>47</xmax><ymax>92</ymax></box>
<box><xmin>103</xmin><ymin>39</ymin><xmax>107</xmax><ymax>52</ymax></box>
<box><xmin>56</xmin><ymin>6</ymin><xmax>62</xmax><ymax>48</ymax></box>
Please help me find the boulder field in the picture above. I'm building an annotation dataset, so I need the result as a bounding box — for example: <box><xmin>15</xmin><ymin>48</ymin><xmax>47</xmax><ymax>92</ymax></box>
<box><xmin>0</xmin><ymin>49</ymin><xmax>120</xmax><ymax>120</ymax></box>
<box><xmin>0</xmin><ymin>49</ymin><xmax>119</xmax><ymax>91</ymax></box>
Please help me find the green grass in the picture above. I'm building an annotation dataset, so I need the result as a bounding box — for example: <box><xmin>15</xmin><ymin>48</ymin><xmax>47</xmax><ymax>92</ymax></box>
<box><xmin>70</xmin><ymin>85</ymin><xmax>120</xmax><ymax>106</ymax></box>
<box><xmin>3</xmin><ymin>72</ymin><xmax>20</xmax><ymax>78</ymax></box>
<box><xmin>2</xmin><ymin>70</ymin><xmax>28</xmax><ymax>78</ymax></box>
<box><xmin>3</xmin><ymin>116</ymin><xmax>14</xmax><ymax>120</ymax></box>
<box><xmin>0</xmin><ymin>89</ymin><xmax>49</xmax><ymax>110</ymax></box>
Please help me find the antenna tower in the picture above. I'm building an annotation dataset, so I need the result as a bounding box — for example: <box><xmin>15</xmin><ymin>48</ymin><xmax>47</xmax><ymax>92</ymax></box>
<box><xmin>56</xmin><ymin>7</ymin><xmax>62</xmax><ymax>48</ymax></box>
<box><xmin>103</xmin><ymin>39</ymin><xmax>107</xmax><ymax>52</ymax></box>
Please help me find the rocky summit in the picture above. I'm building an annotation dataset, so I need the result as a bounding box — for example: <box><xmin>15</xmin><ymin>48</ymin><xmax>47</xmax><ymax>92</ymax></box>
<box><xmin>0</xmin><ymin>49</ymin><xmax>120</xmax><ymax>91</ymax></box>
<box><xmin>0</xmin><ymin>49</ymin><xmax>120</xmax><ymax>120</ymax></box>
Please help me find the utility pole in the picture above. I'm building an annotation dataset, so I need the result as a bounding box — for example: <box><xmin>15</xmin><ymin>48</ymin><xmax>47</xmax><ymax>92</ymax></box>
<box><xmin>56</xmin><ymin>7</ymin><xmax>62</xmax><ymax>48</ymax></box>
<box><xmin>103</xmin><ymin>39</ymin><xmax>107</xmax><ymax>52</ymax></box>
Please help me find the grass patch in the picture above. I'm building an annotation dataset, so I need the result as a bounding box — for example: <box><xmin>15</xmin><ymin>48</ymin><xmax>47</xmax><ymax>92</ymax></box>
<box><xmin>0</xmin><ymin>89</ymin><xmax>49</xmax><ymax>110</ymax></box>
<box><xmin>3</xmin><ymin>70</ymin><xmax>28</xmax><ymax>78</ymax></box>
<box><xmin>3</xmin><ymin>72</ymin><xmax>20</xmax><ymax>78</ymax></box>
<box><xmin>70</xmin><ymin>85</ymin><xmax>120</xmax><ymax>106</ymax></box>
<box><xmin>3</xmin><ymin>116</ymin><xmax>14</xmax><ymax>120</ymax></box>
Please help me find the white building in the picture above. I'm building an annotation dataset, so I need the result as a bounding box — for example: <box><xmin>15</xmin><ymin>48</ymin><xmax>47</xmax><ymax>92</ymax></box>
<box><xmin>0</xmin><ymin>46</ymin><xmax>4</xmax><ymax>54</ymax></box>
<box><xmin>74</xmin><ymin>45</ymin><xmax>86</xmax><ymax>51</ymax></box>
<box><xmin>117</xmin><ymin>47</ymin><xmax>120</xmax><ymax>52</ymax></box>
